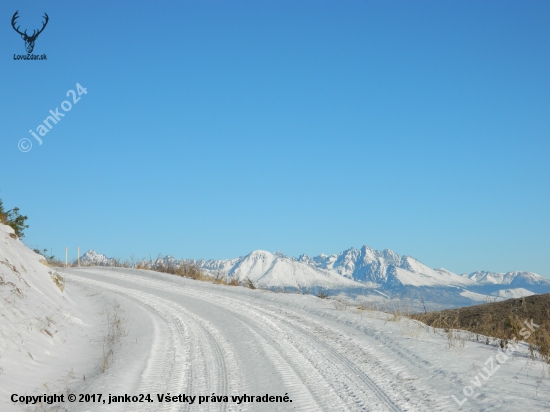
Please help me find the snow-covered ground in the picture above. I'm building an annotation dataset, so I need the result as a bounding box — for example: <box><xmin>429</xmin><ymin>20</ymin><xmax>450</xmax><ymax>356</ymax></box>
<box><xmin>2</xmin><ymin>224</ymin><xmax>549</xmax><ymax>411</ymax></box>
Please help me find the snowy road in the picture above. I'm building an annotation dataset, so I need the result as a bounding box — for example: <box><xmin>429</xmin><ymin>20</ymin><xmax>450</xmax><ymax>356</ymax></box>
<box><xmin>57</xmin><ymin>268</ymin><xmax>550</xmax><ymax>412</ymax></box>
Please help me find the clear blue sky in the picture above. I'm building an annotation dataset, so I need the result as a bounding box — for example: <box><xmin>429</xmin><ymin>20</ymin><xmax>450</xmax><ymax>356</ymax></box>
<box><xmin>1</xmin><ymin>1</ymin><xmax>549</xmax><ymax>277</ymax></box>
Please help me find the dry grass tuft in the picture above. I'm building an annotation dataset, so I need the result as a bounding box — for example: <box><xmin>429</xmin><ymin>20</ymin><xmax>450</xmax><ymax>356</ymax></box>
<box><xmin>99</xmin><ymin>300</ymin><xmax>128</xmax><ymax>372</ymax></box>
<box><xmin>317</xmin><ymin>291</ymin><xmax>329</xmax><ymax>299</ymax></box>
<box><xmin>50</xmin><ymin>272</ymin><xmax>65</xmax><ymax>292</ymax></box>
<box><xmin>226</xmin><ymin>277</ymin><xmax>240</xmax><ymax>286</ymax></box>
<box><xmin>244</xmin><ymin>277</ymin><xmax>256</xmax><ymax>289</ymax></box>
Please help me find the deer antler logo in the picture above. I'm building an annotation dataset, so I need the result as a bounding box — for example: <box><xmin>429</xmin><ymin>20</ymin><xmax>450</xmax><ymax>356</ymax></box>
<box><xmin>11</xmin><ymin>11</ymin><xmax>49</xmax><ymax>54</ymax></box>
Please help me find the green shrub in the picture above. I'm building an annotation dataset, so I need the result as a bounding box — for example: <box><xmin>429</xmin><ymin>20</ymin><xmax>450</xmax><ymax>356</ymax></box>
<box><xmin>0</xmin><ymin>199</ymin><xmax>6</xmax><ymax>223</ymax></box>
<box><xmin>0</xmin><ymin>198</ymin><xmax>29</xmax><ymax>238</ymax></box>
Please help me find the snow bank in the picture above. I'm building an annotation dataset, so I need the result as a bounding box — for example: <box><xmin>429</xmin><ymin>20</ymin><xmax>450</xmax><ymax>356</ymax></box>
<box><xmin>0</xmin><ymin>223</ymin><xmax>71</xmax><ymax>403</ymax></box>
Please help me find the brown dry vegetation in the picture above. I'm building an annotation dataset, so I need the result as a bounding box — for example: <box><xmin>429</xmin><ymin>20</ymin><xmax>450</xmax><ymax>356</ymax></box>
<box><xmin>153</xmin><ymin>262</ymin><xmax>207</xmax><ymax>280</ymax></box>
<box><xmin>410</xmin><ymin>293</ymin><xmax>550</xmax><ymax>362</ymax></box>
<box><xmin>155</xmin><ymin>262</ymin><xmax>246</xmax><ymax>286</ymax></box>
<box><xmin>84</xmin><ymin>258</ymin><xmax>245</xmax><ymax>287</ymax></box>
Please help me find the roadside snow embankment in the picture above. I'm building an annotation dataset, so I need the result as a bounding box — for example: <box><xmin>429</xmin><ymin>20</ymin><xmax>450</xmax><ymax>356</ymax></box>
<box><xmin>0</xmin><ymin>224</ymin><xmax>133</xmax><ymax>411</ymax></box>
<box><xmin>0</xmin><ymin>223</ymin><xmax>72</xmax><ymax>395</ymax></box>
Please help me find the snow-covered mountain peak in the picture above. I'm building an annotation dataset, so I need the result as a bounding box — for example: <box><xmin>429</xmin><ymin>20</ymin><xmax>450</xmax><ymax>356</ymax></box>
<box><xmin>79</xmin><ymin>250</ymin><xmax>114</xmax><ymax>266</ymax></box>
<box><xmin>78</xmin><ymin>245</ymin><xmax>550</xmax><ymax>305</ymax></box>
<box><xmin>244</xmin><ymin>249</ymin><xmax>277</xmax><ymax>262</ymax></box>
<box><xmin>464</xmin><ymin>270</ymin><xmax>549</xmax><ymax>289</ymax></box>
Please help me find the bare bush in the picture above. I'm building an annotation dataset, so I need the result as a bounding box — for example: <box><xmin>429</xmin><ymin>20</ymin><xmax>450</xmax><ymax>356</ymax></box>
<box><xmin>244</xmin><ymin>277</ymin><xmax>256</xmax><ymax>289</ymax></box>
<box><xmin>227</xmin><ymin>277</ymin><xmax>240</xmax><ymax>286</ymax></box>
<box><xmin>317</xmin><ymin>291</ymin><xmax>329</xmax><ymax>299</ymax></box>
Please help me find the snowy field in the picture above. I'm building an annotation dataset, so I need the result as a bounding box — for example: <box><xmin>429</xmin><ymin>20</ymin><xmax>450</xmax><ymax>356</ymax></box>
<box><xmin>1</xmin><ymin>223</ymin><xmax>549</xmax><ymax>411</ymax></box>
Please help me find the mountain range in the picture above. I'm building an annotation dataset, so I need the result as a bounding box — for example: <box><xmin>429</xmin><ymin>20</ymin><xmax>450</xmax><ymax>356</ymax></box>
<box><xmin>77</xmin><ymin>246</ymin><xmax>550</xmax><ymax>307</ymax></box>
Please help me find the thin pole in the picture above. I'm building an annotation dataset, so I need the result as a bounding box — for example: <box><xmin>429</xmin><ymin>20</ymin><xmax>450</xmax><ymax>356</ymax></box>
<box><xmin>78</xmin><ymin>247</ymin><xmax>80</xmax><ymax>267</ymax></box>
<box><xmin>65</xmin><ymin>247</ymin><xmax>68</xmax><ymax>267</ymax></box>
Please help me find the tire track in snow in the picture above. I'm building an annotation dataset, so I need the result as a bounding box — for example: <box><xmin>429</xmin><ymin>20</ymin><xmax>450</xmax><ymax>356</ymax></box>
<box><xmin>232</xmin><ymin>319</ymin><xmax>323</xmax><ymax>412</ymax></box>
<box><xmin>229</xmin><ymin>308</ymin><xmax>344</xmax><ymax>411</ymax></box>
<box><xmin>268</xmin><ymin>312</ymin><xmax>401</xmax><ymax>411</ymax></box>
<box><xmin>253</xmin><ymin>297</ymin><xmax>481</xmax><ymax>410</ymax></box>
<box><xmin>65</xmin><ymin>273</ymin><xmax>246</xmax><ymax>412</ymax></box>
<box><xmin>212</xmin><ymin>296</ymin><xmax>402</xmax><ymax>411</ymax></box>
<box><xmin>85</xmin><ymin>271</ymin><xmax>340</xmax><ymax>411</ymax></box>
<box><xmin>88</xmin><ymin>271</ymin><xmax>409</xmax><ymax>411</ymax></box>
<box><xmin>127</xmin><ymin>274</ymin><xmax>464</xmax><ymax>411</ymax></box>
